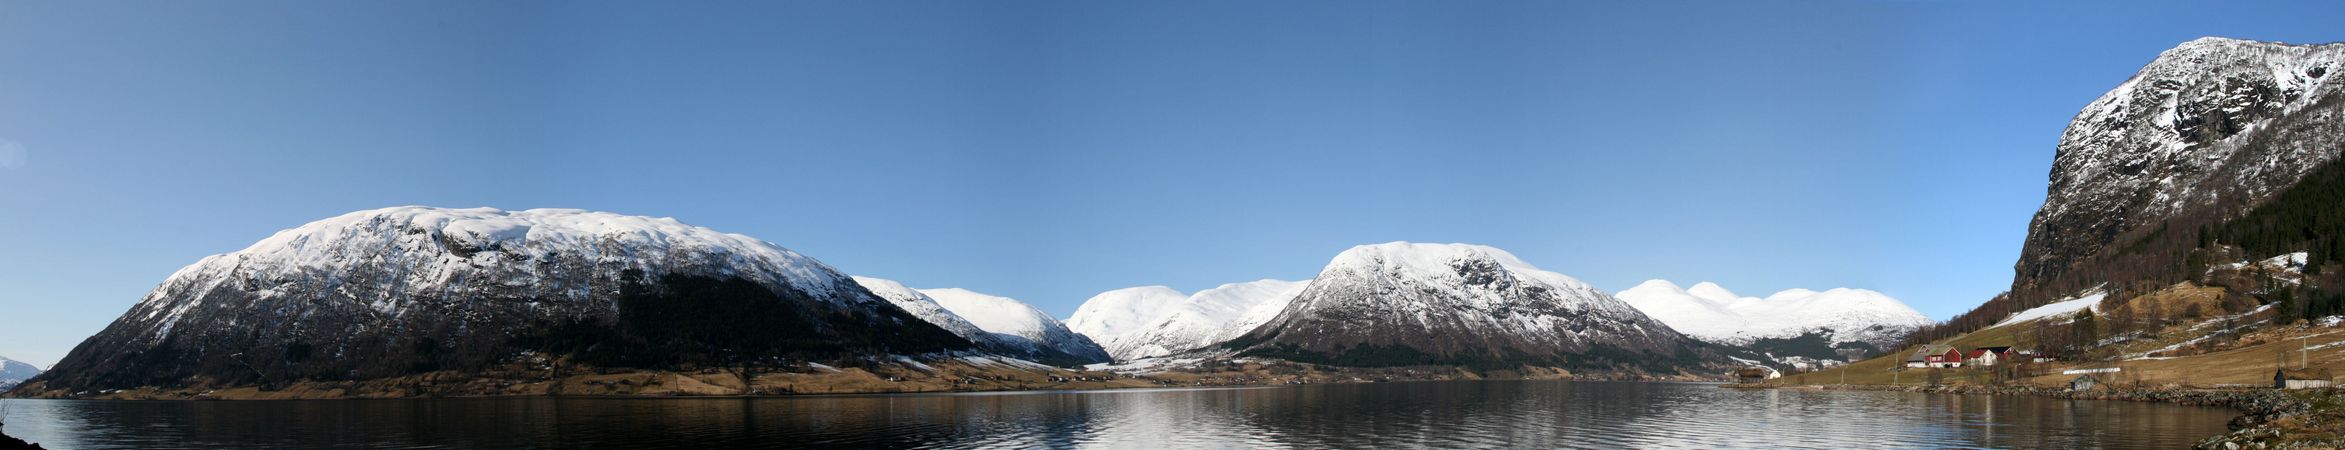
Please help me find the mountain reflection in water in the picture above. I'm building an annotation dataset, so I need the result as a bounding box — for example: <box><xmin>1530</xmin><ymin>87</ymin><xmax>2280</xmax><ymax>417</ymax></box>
<box><xmin>0</xmin><ymin>380</ymin><xmax>2232</xmax><ymax>449</ymax></box>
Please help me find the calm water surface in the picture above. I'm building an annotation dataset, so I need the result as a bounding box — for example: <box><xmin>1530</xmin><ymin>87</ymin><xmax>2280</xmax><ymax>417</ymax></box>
<box><xmin>0</xmin><ymin>381</ymin><xmax>2233</xmax><ymax>449</ymax></box>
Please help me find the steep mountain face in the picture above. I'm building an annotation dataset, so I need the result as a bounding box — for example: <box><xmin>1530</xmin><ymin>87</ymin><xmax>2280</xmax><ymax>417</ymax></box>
<box><xmin>852</xmin><ymin>277</ymin><xmax>1104</xmax><ymax>365</ymax></box>
<box><xmin>2015</xmin><ymin>37</ymin><xmax>2345</xmax><ymax>294</ymax></box>
<box><xmin>1226</xmin><ymin>242</ymin><xmax>1713</xmax><ymax>371</ymax></box>
<box><xmin>1616</xmin><ymin>280</ymin><xmax>1930</xmax><ymax>355</ymax></box>
<box><xmin>1065</xmin><ymin>286</ymin><xmax>1188</xmax><ymax>344</ymax></box>
<box><xmin>1082</xmin><ymin>279</ymin><xmax>1307</xmax><ymax>361</ymax></box>
<box><xmin>18</xmin><ymin>207</ymin><xmax>973</xmax><ymax>394</ymax></box>
<box><xmin>0</xmin><ymin>356</ymin><xmax>38</xmax><ymax>389</ymax></box>
<box><xmin>914</xmin><ymin>288</ymin><xmax>1112</xmax><ymax>364</ymax></box>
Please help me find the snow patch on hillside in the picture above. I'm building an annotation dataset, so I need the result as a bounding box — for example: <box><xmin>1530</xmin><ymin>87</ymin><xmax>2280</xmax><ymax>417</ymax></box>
<box><xmin>2216</xmin><ymin>252</ymin><xmax>2311</xmax><ymax>273</ymax></box>
<box><xmin>1994</xmin><ymin>290</ymin><xmax>2109</xmax><ymax>329</ymax></box>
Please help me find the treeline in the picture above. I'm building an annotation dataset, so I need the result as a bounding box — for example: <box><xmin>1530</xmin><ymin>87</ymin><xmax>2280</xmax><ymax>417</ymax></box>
<box><xmin>2208</xmin><ymin>140</ymin><xmax>2345</xmax><ymax>275</ymax></box>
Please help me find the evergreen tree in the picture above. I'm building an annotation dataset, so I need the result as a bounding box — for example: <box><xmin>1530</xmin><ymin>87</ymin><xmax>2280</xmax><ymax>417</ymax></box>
<box><xmin>2071</xmin><ymin>311</ymin><xmax>2099</xmax><ymax>355</ymax></box>
<box><xmin>2276</xmin><ymin>288</ymin><xmax>2303</xmax><ymax>325</ymax></box>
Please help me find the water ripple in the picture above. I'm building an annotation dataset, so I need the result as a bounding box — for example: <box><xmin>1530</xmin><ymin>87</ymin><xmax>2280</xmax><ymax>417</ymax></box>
<box><xmin>0</xmin><ymin>381</ymin><xmax>2235</xmax><ymax>449</ymax></box>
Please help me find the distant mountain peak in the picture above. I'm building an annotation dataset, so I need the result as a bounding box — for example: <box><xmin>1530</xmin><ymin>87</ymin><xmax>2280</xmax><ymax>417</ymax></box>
<box><xmin>1066</xmin><ymin>285</ymin><xmax>1189</xmax><ymax>340</ymax></box>
<box><xmin>0</xmin><ymin>355</ymin><xmax>40</xmax><ymax>389</ymax></box>
<box><xmin>1617</xmin><ymin>280</ymin><xmax>1930</xmax><ymax>350</ymax></box>
<box><xmin>1071</xmin><ymin>279</ymin><xmax>1308</xmax><ymax>362</ymax></box>
<box><xmin>916</xmin><ymin>287</ymin><xmax>1111</xmax><ymax>363</ymax></box>
<box><xmin>1322</xmin><ymin>242</ymin><xmax>1578</xmax><ymax>285</ymax></box>
<box><xmin>1685</xmin><ymin>282</ymin><xmax>1741</xmax><ymax>303</ymax></box>
<box><xmin>1226</xmin><ymin>242</ymin><xmax>1712</xmax><ymax>370</ymax></box>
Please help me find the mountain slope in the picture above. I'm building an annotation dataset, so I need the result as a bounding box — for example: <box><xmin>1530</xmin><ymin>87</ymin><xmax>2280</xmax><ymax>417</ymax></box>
<box><xmin>15</xmin><ymin>207</ymin><xmax>974</xmax><ymax>394</ymax></box>
<box><xmin>1087</xmin><ymin>279</ymin><xmax>1307</xmax><ymax>361</ymax></box>
<box><xmin>915</xmin><ymin>288</ymin><xmax>1112</xmax><ymax>364</ymax></box>
<box><xmin>1065</xmin><ymin>286</ymin><xmax>1189</xmax><ymax>345</ymax></box>
<box><xmin>1617</xmin><ymin>280</ymin><xmax>1929</xmax><ymax>350</ymax></box>
<box><xmin>1912</xmin><ymin>37</ymin><xmax>2345</xmax><ymax>347</ymax></box>
<box><xmin>0</xmin><ymin>356</ymin><xmax>38</xmax><ymax>389</ymax></box>
<box><xmin>1225</xmin><ymin>242</ymin><xmax>1715</xmax><ymax>371</ymax></box>
<box><xmin>2015</xmin><ymin>37</ymin><xmax>2345</xmax><ymax>297</ymax></box>
<box><xmin>851</xmin><ymin>276</ymin><xmax>1104</xmax><ymax>365</ymax></box>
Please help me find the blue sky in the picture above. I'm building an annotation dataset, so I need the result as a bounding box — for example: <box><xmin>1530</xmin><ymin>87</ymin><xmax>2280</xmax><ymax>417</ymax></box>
<box><xmin>3</xmin><ymin>1</ymin><xmax>2343</xmax><ymax>366</ymax></box>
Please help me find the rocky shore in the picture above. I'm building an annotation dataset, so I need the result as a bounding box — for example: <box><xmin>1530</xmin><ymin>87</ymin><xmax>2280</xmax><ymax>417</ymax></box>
<box><xmin>1741</xmin><ymin>383</ymin><xmax>2338</xmax><ymax>449</ymax></box>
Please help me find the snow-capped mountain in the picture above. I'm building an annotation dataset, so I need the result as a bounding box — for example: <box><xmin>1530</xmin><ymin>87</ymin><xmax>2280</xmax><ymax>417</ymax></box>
<box><xmin>1616</xmin><ymin>280</ymin><xmax>1930</xmax><ymax>352</ymax></box>
<box><xmin>1076</xmin><ymin>279</ymin><xmax>1308</xmax><ymax>361</ymax></box>
<box><xmin>852</xmin><ymin>276</ymin><xmax>1104</xmax><ymax>364</ymax></box>
<box><xmin>2016</xmin><ymin>37</ymin><xmax>2345</xmax><ymax>293</ymax></box>
<box><xmin>912</xmin><ymin>288</ymin><xmax>1113</xmax><ymax>364</ymax></box>
<box><xmin>1066</xmin><ymin>286</ymin><xmax>1189</xmax><ymax>342</ymax></box>
<box><xmin>0</xmin><ymin>356</ymin><xmax>38</xmax><ymax>389</ymax></box>
<box><xmin>1226</xmin><ymin>242</ymin><xmax>1715</xmax><ymax>371</ymax></box>
<box><xmin>20</xmin><ymin>207</ymin><xmax>974</xmax><ymax>394</ymax></box>
<box><xmin>852</xmin><ymin>276</ymin><xmax>997</xmax><ymax>343</ymax></box>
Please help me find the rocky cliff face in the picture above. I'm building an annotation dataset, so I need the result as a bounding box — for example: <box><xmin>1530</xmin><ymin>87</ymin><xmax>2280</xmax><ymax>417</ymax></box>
<box><xmin>16</xmin><ymin>207</ymin><xmax>973</xmax><ymax>394</ymax></box>
<box><xmin>1226</xmin><ymin>242</ymin><xmax>1716</xmax><ymax>371</ymax></box>
<box><xmin>2015</xmin><ymin>37</ymin><xmax>2345</xmax><ymax>294</ymax></box>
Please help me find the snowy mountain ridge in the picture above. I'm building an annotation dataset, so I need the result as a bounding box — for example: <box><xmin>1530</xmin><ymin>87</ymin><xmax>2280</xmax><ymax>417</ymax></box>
<box><xmin>851</xmin><ymin>276</ymin><xmax>1094</xmax><ymax>362</ymax></box>
<box><xmin>916</xmin><ymin>288</ymin><xmax>1112</xmax><ymax>363</ymax></box>
<box><xmin>139</xmin><ymin>207</ymin><xmax>867</xmax><ymax>340</ymax></box>
<box><xmin>24</xmin><ymin>206</ymin><xmax>979</xmax><ymax>394</ymax></box>
<box><xmin>1228</xmin><ymin>242</ymin><xmax>1714</xmax><ymax>370</ymax></box>
<box><xmin>1073</xmin><ymin>279</ymin><xmax>1308</xmax><ymax>361</ymax></box>
<box><xmin>0</xmin><ymin>356</ymin><xmax>38</xmax><ymax>389</ymax></box>
<box><xmin>1616</xmin><ymin>280</ymin><xmax>1930</xmax><ymax>349</ymax></box>
<box><xmin>1065</xmin><ymin>286</ymin><xmax>1188</xmax><ymax>342</ymax></box>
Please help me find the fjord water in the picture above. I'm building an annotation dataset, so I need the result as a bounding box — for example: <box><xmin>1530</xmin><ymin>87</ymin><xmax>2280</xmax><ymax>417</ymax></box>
<box><xmin>1</xmin><ymin>381</ymin><xmax>2229</xmax><ymax>449</ymax></box>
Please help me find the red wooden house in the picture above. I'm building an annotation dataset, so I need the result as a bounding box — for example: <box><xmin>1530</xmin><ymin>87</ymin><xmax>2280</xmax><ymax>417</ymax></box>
<box><xmin>1921</xmin><ymin>347</ymin><xmax>1964</xmax><ymax>368</ymax></box>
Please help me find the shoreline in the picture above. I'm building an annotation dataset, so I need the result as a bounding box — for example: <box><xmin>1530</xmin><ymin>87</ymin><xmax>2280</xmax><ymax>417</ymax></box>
<box><xmin>1737</xmin><ymin>383</ymin><xmax>2332</xmax><ymax>449</ymax></box>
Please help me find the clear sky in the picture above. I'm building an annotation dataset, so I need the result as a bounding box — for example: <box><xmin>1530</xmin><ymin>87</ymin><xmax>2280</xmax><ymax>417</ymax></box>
<box><xmin>4</xmin><ymin>1</ymin><xmax>2343</xmax><ymax>367</ymax></box>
